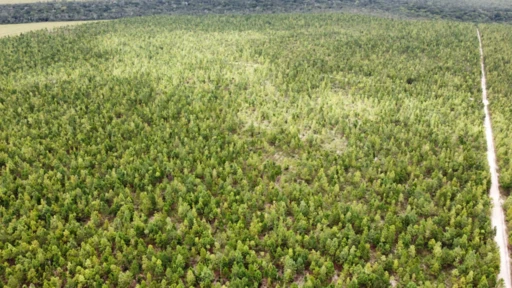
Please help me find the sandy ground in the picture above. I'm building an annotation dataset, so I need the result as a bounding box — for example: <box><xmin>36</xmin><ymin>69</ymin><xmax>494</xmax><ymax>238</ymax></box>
<box><xmin>0</xmin><ymin>0</ymin><xmax>91</xmax><ymax>3</ymax></box>
<box><xmin>477</xmin><ymin>28</ymin><xmax>512</xmax><ymax>288</ymax></box>
<box><xmin>0</xmin><ymin>21</ymin><xmax>95</xmax><ymax>38</ymax></box>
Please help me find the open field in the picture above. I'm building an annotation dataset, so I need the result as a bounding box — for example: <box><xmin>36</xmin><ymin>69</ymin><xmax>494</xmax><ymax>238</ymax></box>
<box><xmin>0</xmin><ymin>13</ymin><xmax>506</xmax><ymax>286</ymax></box>
<box><xmin>0</xmin><ymin>21</ymin><xmax>96</xmax><ymax>38</ymax></box>
<box><xmin>0</xmin><ymin>0</ymin><xmax>90</xmax><ymax>3</ymax></box>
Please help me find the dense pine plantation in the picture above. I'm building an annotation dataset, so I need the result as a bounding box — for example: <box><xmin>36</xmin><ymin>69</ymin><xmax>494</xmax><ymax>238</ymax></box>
<box><xmin>480</xmin><ymin>25</ymin><xmax>512</xmax><ymax>261</ymax></box>
<box><xmin>0</xmin><ymin>14</ymin><xmax>500</xmax><ymax>287</ymax></box>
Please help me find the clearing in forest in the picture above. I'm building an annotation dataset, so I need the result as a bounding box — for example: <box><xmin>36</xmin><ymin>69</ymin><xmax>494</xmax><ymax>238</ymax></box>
<box><xmin>0</xmin><ymin>0</ymin><xmax>91</xmax><ymax>3</ymax></box>
<box><xmin>0</xmin><ymin>21</ymin><xmax>96</xmax><ymax>38</ymax></box>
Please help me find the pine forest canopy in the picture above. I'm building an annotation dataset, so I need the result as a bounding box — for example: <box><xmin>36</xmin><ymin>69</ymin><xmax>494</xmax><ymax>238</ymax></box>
<box><xmin>0</xmin><ymin>12</ymin><xmax>511</xmax><ymax>287</ymax></box>
<box><xmin>1</xmin><ymin>0</ymin><xmax>512</xmax><ymax>24</ymax></box>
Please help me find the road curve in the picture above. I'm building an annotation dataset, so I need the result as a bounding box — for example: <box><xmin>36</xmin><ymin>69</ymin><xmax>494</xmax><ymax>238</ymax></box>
<box><xmin>477</xmin><ymin>28</ymin><xmax>512</xmax><ymax>288</ymax></box>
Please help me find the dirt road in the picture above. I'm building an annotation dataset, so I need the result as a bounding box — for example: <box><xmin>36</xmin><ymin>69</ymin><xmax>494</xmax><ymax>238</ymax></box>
<box><xmin>0</xmin><ymin>21</ymin><xmax>97</xmax><ymax>38</ymax></box>
<box><xmin>477</xmin><ymin>28</ymin><xmax>512</xmax><ymax>288</ymax></box>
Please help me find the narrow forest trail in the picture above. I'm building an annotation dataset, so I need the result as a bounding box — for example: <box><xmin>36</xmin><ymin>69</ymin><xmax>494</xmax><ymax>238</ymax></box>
<box><xmin>477</xmin><ymin>28</ymin><xmax>512</xmax><ymax>288</ymax></box>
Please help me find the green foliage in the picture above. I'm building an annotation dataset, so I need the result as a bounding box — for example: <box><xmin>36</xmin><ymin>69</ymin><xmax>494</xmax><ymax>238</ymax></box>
<box><xmin>0</xmin><ymin>13</ymin><xmax>500</xmax><ymax>286</ymax></box>
<box><xmin>2</xmin><ymin>0</ymin><xmax>512</xmax><ymax>24</ymax></box>
<box><xmin>481</xmin><ymin>24</ymin><xmax>512</xmax><ymax>265</ymax></box>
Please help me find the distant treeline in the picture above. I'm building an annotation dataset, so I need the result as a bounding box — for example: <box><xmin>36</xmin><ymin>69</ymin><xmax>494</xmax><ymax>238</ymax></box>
<box><xmin>1</xmin><ymin>0</ymin><xmax>512</xmax><ymax>24</ymax></box>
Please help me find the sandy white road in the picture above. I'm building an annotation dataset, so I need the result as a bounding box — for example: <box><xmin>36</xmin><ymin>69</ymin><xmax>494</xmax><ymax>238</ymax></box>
<box><xmin>0</xmin><ymin>21</ymin><xmax>99</xmax><ymax>38</ymax></box>
<box><xmin>477</xmin><ymin>28</ymin><xmax>512</xmax><ymax>288</ymax></box>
